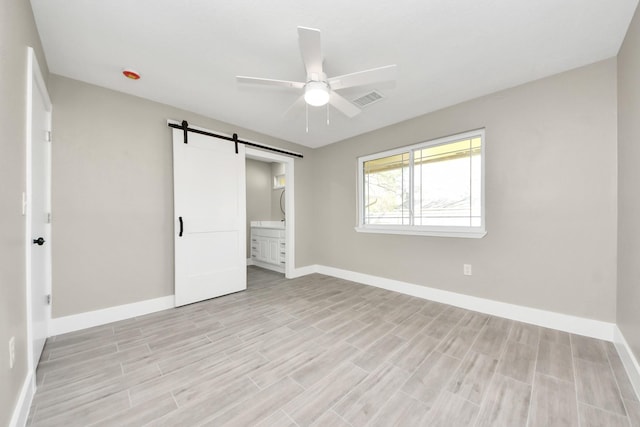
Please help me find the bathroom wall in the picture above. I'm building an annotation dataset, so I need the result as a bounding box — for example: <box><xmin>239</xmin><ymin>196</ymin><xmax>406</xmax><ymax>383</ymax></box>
<box><xmin>271</xmin><ymin>162</ymin><xmax>286</xmax><ymax>221</ymax></box>
<box><xmin>246</xmin><ymin>159</ymin><xmax>273</xmax><ymax>258</ymax></box>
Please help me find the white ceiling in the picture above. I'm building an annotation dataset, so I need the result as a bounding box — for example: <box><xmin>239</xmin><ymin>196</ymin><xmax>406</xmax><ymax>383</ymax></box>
<box><xmin>31</xmin><ymin>0</ymin><xmax>638</xmax><ymax>148</ymax></box>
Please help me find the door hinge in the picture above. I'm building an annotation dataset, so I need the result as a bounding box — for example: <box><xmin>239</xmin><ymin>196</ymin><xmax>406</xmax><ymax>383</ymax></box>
<box><xmin>46</xmin><ymin>294</ymin><xmax>51</xmax><ymax>305</ymax></box>
<box><xmin>46</xmin><ymin>212</ymin><xmax>51</xmax><ymax>224</ymax></box>
<box><xmin>46</xmin><ymin>131</ymin><xmax>52</xmax><ymax>142</ymax></box>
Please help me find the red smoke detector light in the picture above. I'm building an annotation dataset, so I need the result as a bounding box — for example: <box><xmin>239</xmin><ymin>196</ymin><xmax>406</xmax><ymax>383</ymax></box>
<box><xmin>122</xmin><ymin>69</ymin><xmax>140</xmax><ymax>80</ymax></box>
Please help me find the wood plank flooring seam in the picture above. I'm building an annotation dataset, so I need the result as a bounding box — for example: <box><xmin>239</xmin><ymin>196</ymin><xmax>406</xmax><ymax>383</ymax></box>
<box><xmin>605</xmin><ymin>342</ymin><xmax>637</xmax><ymax>421</ymax></box>
<box><xmin>523</xmin><ymin>323</ymin><xmax>541</xmax><ymax>427</ymax></box>
<box><xmin>579</xmin><ymin>400</ymin><xmax>632</xmax><ymax>420</ymax></box>
<box><xmin>569</xmin><ymin>330</ymin><xmax>582</xmax><ymax>427</ymax></box>
<box><xmin>471</xmin><ymin>320</ymin><xmax>517</xmax><ymax>427</ymax></box>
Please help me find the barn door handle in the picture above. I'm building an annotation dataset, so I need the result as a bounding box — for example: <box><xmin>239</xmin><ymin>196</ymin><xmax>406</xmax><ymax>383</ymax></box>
<box><xmin>33</xmin><ymin>237</ymin><xmax>45</xmax><ymax>246</ymax></box>
<box><xmin>178</xmin><ymin>217</ymin><xmax>183</xmax><ymax>237</ymax></box>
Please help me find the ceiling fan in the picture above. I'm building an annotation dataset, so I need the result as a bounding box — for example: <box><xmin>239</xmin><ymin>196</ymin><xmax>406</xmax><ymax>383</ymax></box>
<box><xmin>237</xmin><ymin>26</ymin><xmax>397</xmax><ymax>118</ymax></box>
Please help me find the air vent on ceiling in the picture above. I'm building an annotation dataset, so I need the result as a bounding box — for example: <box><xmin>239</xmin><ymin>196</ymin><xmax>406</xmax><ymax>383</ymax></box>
<box><xmin>351</xmin><ymin>90</ymin><xmax>384</xmax><ymax>108</ymax></box>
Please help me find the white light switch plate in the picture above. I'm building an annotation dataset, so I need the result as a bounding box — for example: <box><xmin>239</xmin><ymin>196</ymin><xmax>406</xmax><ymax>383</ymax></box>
<box><xmin>9</xmin><ymin>336</ymin><xmax>15</xmax><ymax>369</ymax></box>
<box><xmin>463</xmin><ymin>264</ymin><xmax>472</xmax><ymax>276</ymax></box>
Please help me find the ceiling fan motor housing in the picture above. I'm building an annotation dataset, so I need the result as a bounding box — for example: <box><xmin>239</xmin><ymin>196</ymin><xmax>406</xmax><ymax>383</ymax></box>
<box><xmin>304</xmin><ymin>80</ymin><xmax>330</xmax><ymax>106</ymax></box>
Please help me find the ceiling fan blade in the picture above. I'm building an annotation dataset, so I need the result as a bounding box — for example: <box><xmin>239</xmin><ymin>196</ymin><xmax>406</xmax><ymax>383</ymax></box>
<box><xmin>237</xmin><ymin>76</ymin><xmax>305</xmax><ymax>89</ymax></box>
<box><xmin>328</xmin><ymin>64</ymin><xmax>397</xmax><ymax>90</ymax></box>
<box><xmin>329</xmin><ymin>92</ymin><xmax>361</xmax><ymax>118</ymax></box>
<box><xmin>297</xmin><ymin>26</ymin><xmax>323</xmax><ymax>79</ymax></box>
<box><xmin>282</xmin><ymin>95</ymin><xmax>305</xmax><ymax>118</ymax></box>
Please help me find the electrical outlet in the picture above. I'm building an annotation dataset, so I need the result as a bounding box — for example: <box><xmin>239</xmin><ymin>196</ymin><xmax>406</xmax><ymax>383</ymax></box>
<box><xmin>9</xmin><ymin>336</ymin><xmax>15</xmax><ymax>369</ymax></box>
<box><xmin>463</xmin><ymin>264</ymin><xmax>472</xmax><ymax>276</ymax></box>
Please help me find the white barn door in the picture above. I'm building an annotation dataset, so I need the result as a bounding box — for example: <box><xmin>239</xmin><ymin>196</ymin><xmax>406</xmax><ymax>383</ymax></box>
<box><xmin>172</xmin><ymin>128</ymin><xmax>247</xmax><ymax>307</ymax></box>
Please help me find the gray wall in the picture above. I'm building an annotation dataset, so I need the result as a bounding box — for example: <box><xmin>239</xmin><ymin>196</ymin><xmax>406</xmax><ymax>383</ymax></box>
<box><xmin>311</xmin><ymin>59</ymin><xmax>618</xmax><ymax>321</ymax></box>
<box><xmin>618</xmin><ymin>5</ymin><xmax>640</xmax><ymax>364</ymax></box>
<box><xmin>271</xmin><ymin>162</ymin><xmax>286</xmax><ymax>221</ymax></box>
<box><xmin>0</xmin><ymin>0</ymin><xmax>49</xmax><ymax>423</ymax></box>
<box><xmin>246</xmin><ymin>159</ymin><xmax>273</xmax><ymax>257</ymax></box>
<box><xmin>50</xmin><ymin>75</ymin><xmax>313</xmax><ymax>317</ymax></box>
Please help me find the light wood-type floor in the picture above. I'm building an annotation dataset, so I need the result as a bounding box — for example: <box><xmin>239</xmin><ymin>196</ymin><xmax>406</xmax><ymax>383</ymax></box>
<box><xmin>28</xmin><ymin>267</ymin><xmax>640</xmax><ymax>426</ymax></box>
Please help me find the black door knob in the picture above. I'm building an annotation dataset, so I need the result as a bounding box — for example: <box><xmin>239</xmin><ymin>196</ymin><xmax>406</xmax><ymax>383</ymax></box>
<box><xmin>33</xmin><ymin>237</ymin><xmax>45</xmax><ymax>246</ymax></box>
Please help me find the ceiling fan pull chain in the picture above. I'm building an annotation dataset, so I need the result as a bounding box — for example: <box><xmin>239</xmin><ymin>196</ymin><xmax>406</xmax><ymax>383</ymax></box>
<box><xmin>305</xmin><ymin>103</ymin><xmax>309</xmax><ymax>133</ymax></box>
<box><xmin>326</xmin><ymin>102</ymin><xmax>330</xmax><ymax>125</ymax></box>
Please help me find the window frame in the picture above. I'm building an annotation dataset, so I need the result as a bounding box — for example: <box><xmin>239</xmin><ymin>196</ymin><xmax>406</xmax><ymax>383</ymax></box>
<box><xmin>356</xmin><ymin>129</ymin><xmax>486</xmax><ymax>238</ymax></box>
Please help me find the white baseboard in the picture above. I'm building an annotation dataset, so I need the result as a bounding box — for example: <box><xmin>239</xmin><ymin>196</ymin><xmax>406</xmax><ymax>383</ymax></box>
<box><xmin>309</xmin><ymin>265</ymin><xmax>615</xmax><ymax>341</ymax></box>
<box><xmin>289</xmin><ymin>264</ymin><xmax>319</xmax><ymax>278</ymax></box>
<box><xmin>9</xmin><ymin>370</ymin><xmax>35</xmax><ymax>427</ymax></box>
<box><xmin>613</xmin><ymin>326</ymin><xmax>640</xmax><ymax>400</ymax></box>
<box><xmin>246</xmin><ymin>258</ymin><xmax>254</xmax><ymax>266</ymax></box>
<box><xmin>251</xmin><ymin>260</ymin><xmax>285</xmax><ymax>274</ymax></box>
<box><xmin>49</xmin><ymin>295</ymin><xmax>175</xmax><ymax>337</ymax></box>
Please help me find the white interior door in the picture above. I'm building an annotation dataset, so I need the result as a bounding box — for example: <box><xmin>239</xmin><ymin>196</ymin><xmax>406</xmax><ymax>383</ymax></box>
<box><xmin>173</xmin><ymin>128</ymin><xmax>247</xmax><ymax>307</ymax></box>
<box><xmin>28</xmin><ymin>48</ymin><xmax>52</xmax><ymax>367</ymax></box>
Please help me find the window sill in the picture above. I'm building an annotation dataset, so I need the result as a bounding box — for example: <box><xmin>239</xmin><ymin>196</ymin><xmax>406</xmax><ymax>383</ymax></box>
<box><xmin>354</xmin><ymin>226</ymin><xmax>487</xmax><ymax>239</ymax></box>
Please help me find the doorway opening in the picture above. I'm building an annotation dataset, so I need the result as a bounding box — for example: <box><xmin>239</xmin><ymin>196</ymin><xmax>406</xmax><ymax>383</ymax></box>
<box><xmin>245</xmin><ymin>148</ymin><xmax>295</xmax><ymax>278</ymax></box>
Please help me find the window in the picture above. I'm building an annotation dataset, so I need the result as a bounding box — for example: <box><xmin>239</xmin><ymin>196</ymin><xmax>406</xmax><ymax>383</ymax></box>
<box><xmin>357</xmin><ymin>129</ymin><xmax>485</xmax><ymax>238</ymax></box>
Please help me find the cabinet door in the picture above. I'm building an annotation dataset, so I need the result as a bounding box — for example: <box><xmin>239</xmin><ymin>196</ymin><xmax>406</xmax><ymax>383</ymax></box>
<box><xmin>258</xmin><ymin>238</ymin><xmax>269</xmax><ymax>262</ymax></box>
<box><xmin>268</xmin><ymin>238</ymin><xmax>279</xmax><ymax>264</ymax></box>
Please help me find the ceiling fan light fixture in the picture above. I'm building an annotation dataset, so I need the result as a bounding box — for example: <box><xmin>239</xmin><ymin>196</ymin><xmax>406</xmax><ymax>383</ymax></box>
<box><xmin>304</xmin><ymin>81</ymin><xmax>330</xmax><ymax>106</ymax></box>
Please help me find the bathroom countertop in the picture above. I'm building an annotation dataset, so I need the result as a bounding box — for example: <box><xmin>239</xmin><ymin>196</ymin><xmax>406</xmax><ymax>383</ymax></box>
<box><xmin>250</xmin><ymin>221</ymin><xmax>285</xmax><ymax>229</ymax></box>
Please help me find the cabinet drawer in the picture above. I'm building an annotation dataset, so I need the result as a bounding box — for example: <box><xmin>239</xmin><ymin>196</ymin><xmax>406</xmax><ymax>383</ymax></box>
<box><xmin>251</xmin><ymin>227</ymin><xmax>285</xmax><ymax>239</ymax></box>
